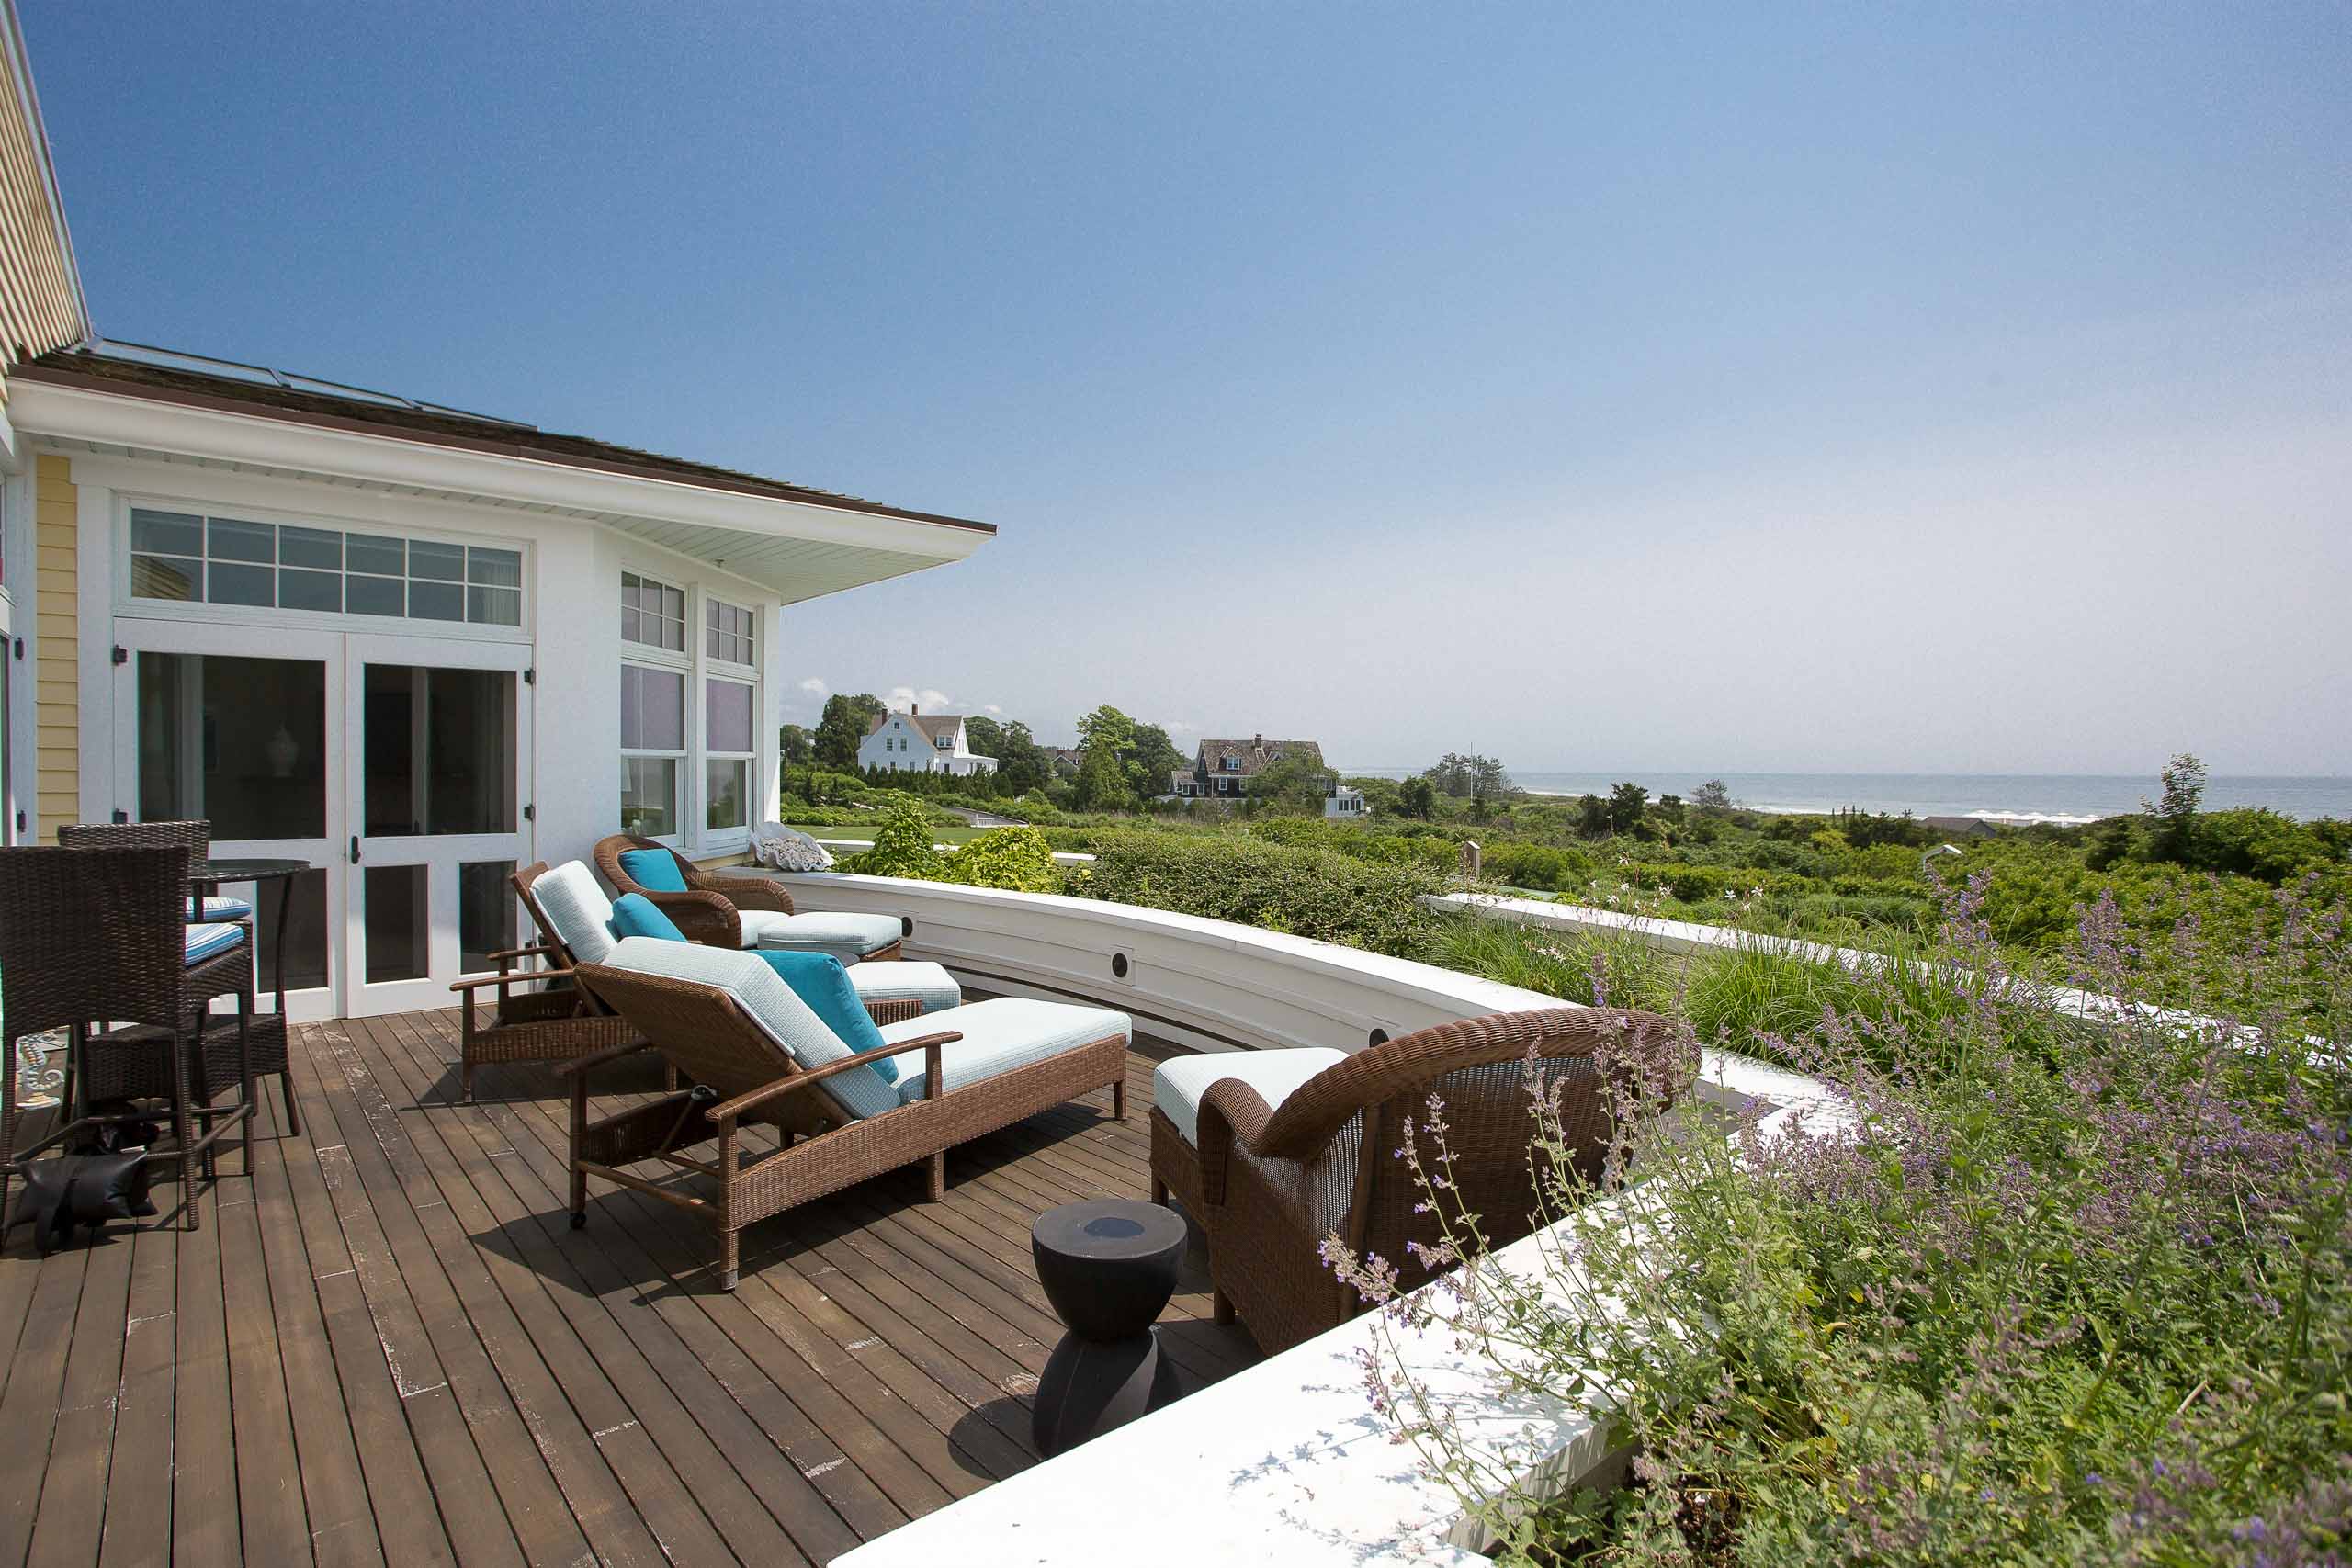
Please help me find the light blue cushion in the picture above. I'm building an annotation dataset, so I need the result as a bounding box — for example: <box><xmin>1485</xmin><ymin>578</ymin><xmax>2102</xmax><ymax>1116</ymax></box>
<box><xmin>602</xmin><ymin>937</ymin><xmax>899</xmax><ymax>1120</ymax></box>
<box><xmin>187</xmin><ymin>895</ymin><xmax>254</xmax><ymax>921</ymax></box>
<box><xmin>846</xmin><ymin>960</ymin><xmax>961</xmax><ymax>1016</ymax></box>
<box><xmin>1152</xmin><ymin>1047</ymin><xmax>1347</xmax><ymax>1147</ymax></box>
<box><xmin>753</xmin><ymin>949</ymin><xmax>898</xmax><ymax>1084</ymax></box>
<box><xmin>609</xmin><ymin>892</ymin><xmax>685</xmax><ymax>943</ymax></box>
<box><xmin>881</xmin><ymin>997</ymin><xmax>1130</xmax><ymax>1107</ymax></box>
<box><xmin>617</xmin><ymin>848</ymin><xmax>688</xmax><ymax>893</ymax></box>
<box><xmin>744</xmin><ymin>909</ymin><xmax>904</xmax><ymax>962</ymax></box>
<box><xmin>185</xmin><ymin>922</ymin><xmax>247</xmax><ymax>965</ymax></box>
<box><xmin>533</xmin><ymin>861</ymin><xmax>616</xmax><ymax>964</ymax></box>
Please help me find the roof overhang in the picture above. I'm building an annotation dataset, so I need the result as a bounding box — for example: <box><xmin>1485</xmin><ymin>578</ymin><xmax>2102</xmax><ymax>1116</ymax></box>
<box><xmin>6</xmin><ymin>373</ymin><xmax>990</xmax><ymax>602</ymax></box>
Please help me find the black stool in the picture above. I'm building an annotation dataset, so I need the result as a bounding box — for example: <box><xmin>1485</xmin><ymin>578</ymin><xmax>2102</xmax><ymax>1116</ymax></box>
<box><xmin>1030</xmin><ymin>1198</ymin><xmax>1187</xmax><ymax>1456</ymax></box>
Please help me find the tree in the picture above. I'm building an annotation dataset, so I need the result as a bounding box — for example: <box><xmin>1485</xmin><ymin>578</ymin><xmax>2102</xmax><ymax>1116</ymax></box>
<box><xmin>1249</xmin><ymin>752</ymin><xmax>1340</xmax><ymax>815</ymax></box>
<box><xmin>992</xmin><ymin>720</ymin><xmax>1052</xmax><ymax>795</ymax></box>
<box><xmin>1692</xmin><ymin>778</ymin><xmax>1733</xmax><ymax>813</ymax></box>
<box><xmin>1074</xmin><ymin>705</ymin><xmax>1136</xmax><ymax>759</ymax></box>
<box><xmin>1606</xmin><ymin>781</ymin><xmax>1650</xmax><ymax>836</ymax></box>
<box><xmin>778</xmin><ymin>724</ymin><xmax>813</xmax><ymax>768</ymax></box>
<box><xmin>1071</xmin><ymin>742</ymin><xmax>1133</xmax><ymax>811</ymax></box>
<box><xmin>2143</xmin><ymin>752</ymin><xmax>2206</xmax><ymax>862</ymax></box>
<box><xmin>1396</xmin><ymin>776</ymin><xmax>1438</xmax><ymax>818</ymax></box>
<box><xmin>1575</xmin><ymin>792</ymin><xmax>1611</xmax><ymax>838</ymax></box>
<box><xmin>1422</xmin><ymin>753</ymin><xmax>1516</xmax><ymax>801</ymax></box>
<box><xmin>813</xmin><ymin>693</ymin><xmax>886</xmax><ymax>770</ymax></box>
<box><xmin>1128</xmin><ymin>723</ymin><xmax>1187</xmax><ymax>798</ymax></box>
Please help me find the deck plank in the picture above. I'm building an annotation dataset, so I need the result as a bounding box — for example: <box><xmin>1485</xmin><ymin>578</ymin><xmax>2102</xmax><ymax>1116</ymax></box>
<box><xmin>0</xmin><ymin>1006</ymin><xmax>1262</xmax><ymax>1567</ymax></box>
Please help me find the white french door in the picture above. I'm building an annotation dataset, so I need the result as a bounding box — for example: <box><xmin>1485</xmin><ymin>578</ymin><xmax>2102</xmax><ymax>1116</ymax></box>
<box><xmin>113</xmin><ymin>619</ymin><xmax>533</xmax><ymax>1019</ymax></box>
<box><xmin>343</xmin><ymin>634</ymin><xmax>533</xmax><ymax>1017</ymax></box>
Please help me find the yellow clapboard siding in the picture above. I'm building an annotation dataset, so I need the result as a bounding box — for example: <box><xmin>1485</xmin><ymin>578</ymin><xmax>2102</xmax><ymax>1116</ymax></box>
<box><xmin>32</xmin><ymin>454</ymin><xmax>79</xmax><ymax>829</ymax></box>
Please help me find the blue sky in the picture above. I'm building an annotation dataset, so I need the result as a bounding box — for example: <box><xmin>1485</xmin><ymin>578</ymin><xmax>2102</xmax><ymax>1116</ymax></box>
<box><xmin>25</xmin><ymin>3</ymin><xmax>2351</xmax><ymax>773</ymax></box>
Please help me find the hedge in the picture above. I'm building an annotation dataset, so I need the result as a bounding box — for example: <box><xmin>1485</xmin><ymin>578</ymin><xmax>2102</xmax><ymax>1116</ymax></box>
<box><xmin>1062</xmin><ymin>830</ymin><xmax>1441</xmax><ymax>957</ymax></box>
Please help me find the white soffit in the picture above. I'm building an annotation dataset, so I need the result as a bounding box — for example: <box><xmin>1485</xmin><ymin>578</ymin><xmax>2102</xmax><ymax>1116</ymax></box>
<box><xmin>12</xmin><ymin>380</ymin><xmax>989</xmax><ymax>602</ymax></box>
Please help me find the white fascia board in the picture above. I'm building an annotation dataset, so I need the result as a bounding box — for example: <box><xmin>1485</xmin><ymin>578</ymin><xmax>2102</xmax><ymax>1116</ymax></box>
<box><xmin>6</xmin><ymin>380</ymin><xmax>989</xmax><ymax>563</ymax></box>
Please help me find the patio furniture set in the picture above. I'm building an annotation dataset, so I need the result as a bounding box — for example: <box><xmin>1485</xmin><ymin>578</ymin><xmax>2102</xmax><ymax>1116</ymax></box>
<box><xmin>4</xmin><ymin>821</ymin><xmax>1667</xmax><ymax>1448</ymax></box>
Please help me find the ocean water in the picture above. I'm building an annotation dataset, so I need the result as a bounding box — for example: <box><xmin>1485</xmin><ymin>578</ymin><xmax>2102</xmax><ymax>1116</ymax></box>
<box><xmin>1334</xmin><ymin>770</ymin><xmax>2352</xmax><ymax>825</ymax></box>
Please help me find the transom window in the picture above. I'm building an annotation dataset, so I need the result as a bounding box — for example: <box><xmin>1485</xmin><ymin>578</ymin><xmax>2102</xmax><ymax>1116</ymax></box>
<box><xmin>706</xmin><ymin>598</ymin><xmax>755</xmax><ymax>665</ymax></box>
<box><xmin>131</xmin><ymin>508</ymin><xmax>521</xmax><ymax>626</ymax></box>
<box><xmin>622</xmin><ymin>572</ymin><xmax>685</xmax><ymax>651</ymax></box>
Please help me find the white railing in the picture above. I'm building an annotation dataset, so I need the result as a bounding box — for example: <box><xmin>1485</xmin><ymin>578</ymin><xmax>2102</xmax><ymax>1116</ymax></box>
<box><xmin>746</xmin><ymin>873</ymin><xmax>1830</xmax><ymax>1563</ymax></box>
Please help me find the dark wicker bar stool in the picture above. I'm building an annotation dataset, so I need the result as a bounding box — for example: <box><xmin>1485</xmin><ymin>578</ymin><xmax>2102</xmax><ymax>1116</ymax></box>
<box><xmin>0</xmin><ymin>846</ymin><xmax>257</xmax><ymax>1235</ymax></box>
<box><xmin>54</xmin><ymin>819</ymin><xmax>299</xmax><ymax>1133</ymax></box>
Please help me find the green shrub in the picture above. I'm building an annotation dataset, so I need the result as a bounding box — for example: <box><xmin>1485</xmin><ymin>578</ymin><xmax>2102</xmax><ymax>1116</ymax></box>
<box><xmin>938</xmin><ymin>827</ymin><xmax>1059</xmax><ymax>893</ymax></box>
<box><xmin>1064</xmin><ymin>830</ymin><xmax>1440</xmax><ymax>956</ymax></box>
<box><xmin>839</xmin><ymin>797</ymin><xmax>944</xmax><ymax>880</ymax></box>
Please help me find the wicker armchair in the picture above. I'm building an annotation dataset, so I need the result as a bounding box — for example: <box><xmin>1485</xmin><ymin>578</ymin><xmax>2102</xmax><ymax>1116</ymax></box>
<box><xmin>594</xmin><ymin>834</ymin><xmax>906</xmax><ymax>960</ymax></box>
<box><xmin>0</xmin><ymin>846</ymin><xmax>256</xmax><ymax>1235</ymax></box>
<box><xmin>1177</xmin><ymin>1007</ymin><xmax>1679</xmax><ymax>1355</ymax></box>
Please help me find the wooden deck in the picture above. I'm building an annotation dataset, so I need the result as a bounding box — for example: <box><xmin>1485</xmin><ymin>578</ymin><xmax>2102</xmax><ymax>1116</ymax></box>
<box><xmin>0</xmin><ymin>1010</ymin><xmax>1261</xmax><ymax>1567</ymax></box>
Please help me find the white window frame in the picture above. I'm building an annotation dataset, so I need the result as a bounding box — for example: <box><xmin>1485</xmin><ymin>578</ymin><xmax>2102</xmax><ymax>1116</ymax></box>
<box><xmin>0</xmin><ymin>469</ymin><xmax>18</xmax><ymax>845</ymax></box>
<box><xmin>619</xmin><ymin>568</ymin><xmax>693</xmax><ymax>845</ymax></box>
<box><xmin>622</xmin><ymin>570</ymin><xmax>687</xmax><ymax>654</ymax></box>
<box><xmin>617</xmin><ymin>570</ymin><xmax>766</xmax><ymax>855</ymax></box>
<box><xmin>111</xmin><ymin>491</ymin><xmax>533</xmax><ymax>645</ymax></box>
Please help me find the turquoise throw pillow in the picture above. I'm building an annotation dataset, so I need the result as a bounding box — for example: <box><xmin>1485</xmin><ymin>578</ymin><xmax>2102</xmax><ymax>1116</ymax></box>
<box><xmin>752</xmin><ymin>949</ymin><xmax>899</xmax><ymax>1084</ymax></box>
<box><xmin>616</xmin><ymin>848</ymin><xmax>688</xmax><ymax>892</ymax></box>
<box><xmin>608</xmin><ymin>892</ymin><xmax>686</xmax><ymax>943</ymax></box>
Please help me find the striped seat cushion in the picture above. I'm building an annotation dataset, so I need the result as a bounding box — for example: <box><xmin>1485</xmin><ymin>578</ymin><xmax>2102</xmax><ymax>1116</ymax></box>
<box><xmin>185</xmin><ymin>922</ymin><xmax>248</xmax><ymax>965</ymax></box>
<box><xmin>187</xmin><ymin>896</ymin><xmax>254</xmax><ymax>921</ymax></box>
<box><xmin>533</xmin><ymin>862</ymin><xmax>617</xmax><ymax>964</ymax></box>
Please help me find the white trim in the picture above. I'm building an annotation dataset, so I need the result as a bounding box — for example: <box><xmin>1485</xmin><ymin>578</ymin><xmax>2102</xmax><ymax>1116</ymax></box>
<box><xmin>8</xmin><ymin>381</ymin><xmax>988</xmax><ymax>562</ymax></box>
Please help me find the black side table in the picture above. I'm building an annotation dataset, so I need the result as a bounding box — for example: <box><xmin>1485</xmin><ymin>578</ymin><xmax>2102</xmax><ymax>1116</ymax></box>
<box><xmin>1030</xmin><ymin>1199</ymin><xmax>1187</xmax><ymax>1456</ymax></box>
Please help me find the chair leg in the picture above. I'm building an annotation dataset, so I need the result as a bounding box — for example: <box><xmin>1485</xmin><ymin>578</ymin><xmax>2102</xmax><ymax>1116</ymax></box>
<box><xmin>279</xmin><ymin>1069</ymin><xmax>300</xmax><ymax>1138</ymax></box>
<box><xmin>719</xmin><ymin>1227</ymin><xmax>740</xmax><ymax>1292</ymax></box>
<box><xmin>1212</xmin><ymin>1288</ymin><xmax>1236</xmax><ymax>1325</ymax></box>
<box><xmin>567</xmin><ymin>1073</ymin><xmax>588</xmax><ymax>1227</ymax></box>
<box><xmin>169</xmin><ymin>1028</ymin><xmax>200</xmax><ymax>1232</ymax></box>
<box><xmin>461</xmin><ymin>1061</ymin><xmax>475</xmax><ymax>1104</ymax></box>
<box><xmin>926</xmin><ymin>1150</ymin><xmax>945</xmax><ymax>1201</ymax></box>
<box><xmin>236</xmin><ymin>996</ymin><xmax>256</xmax><ymax>1177</ymax></box>
<box><xmin>1112</xmin><ymin>1079</ymin><xmax>1127</xmax><ymax>1121</ymax></box>
<box><xmin>1151</xmin><ymin>1176</ymin><xmax>1168</xmax><ymax>1204</ymax></box>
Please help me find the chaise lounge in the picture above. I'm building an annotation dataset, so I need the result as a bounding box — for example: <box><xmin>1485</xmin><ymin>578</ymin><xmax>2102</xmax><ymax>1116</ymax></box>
<box><xmin>594</xmin><ymin>833</ymin><xmax>907</xmax><ymax>963</ymax></box>
<box><xmin>568</xmin><ymin>938</ymin><xmax>1132</xmax><ymax>1289</ymax></box>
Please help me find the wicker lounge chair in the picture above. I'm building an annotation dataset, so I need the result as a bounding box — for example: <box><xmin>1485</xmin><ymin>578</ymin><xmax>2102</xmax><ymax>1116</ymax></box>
<box><xmin>594</xmin><ymin>833</ymin><xmax>906</xmax><ymax>962</ymax></box>
<box><xmin>513</xmin><ymin>859</ymin><xmax>960</xmax><ymax>1027</ymax></box>
<box><xmin>440</xmin><ymin>862</ymin><xmax>648</xmax><ymax>1101</ymax></box>
<box><xmin>1151</xmin><ymin>1007</ymin><xmax>1679</xmax><ymax>1355</ymax></box>
<box><xmin>568</xmin><ymin>937</ymin><xmax>1131</xmax><ymax>1289</ymax></box>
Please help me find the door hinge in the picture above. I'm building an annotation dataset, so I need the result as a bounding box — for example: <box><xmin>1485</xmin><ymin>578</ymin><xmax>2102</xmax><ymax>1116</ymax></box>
<box><xmin>10</xmin><ymin>637</ymin><xmax>21</xmax><ymax>660</ymax></box>
<box><xmin>13</xmin><ymin>808</ymin><xmax>24</xmax><ymax>833</ymax></box>
<box><xmin>110</xmin><ymin>645</ymin><xmax>128</xmax><ymax>666</ymax></box>
<box><xmin>111</xmin><ymin>808</ymin><xmax>129</xmax><ymax>824</ymax></box>
<box><xmin>524</xmin><ymin>666</ymin><xmax>536</xmax><ymax>685</ymax></box>
<box><xmin>523</xmin><ymin>803</ymin><xmax>535</xmax><ymax>822</ymax></box>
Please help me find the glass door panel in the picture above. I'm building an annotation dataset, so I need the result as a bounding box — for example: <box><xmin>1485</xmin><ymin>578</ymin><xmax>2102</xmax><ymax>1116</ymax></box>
<box><xmin>114</xmin><ymin>619</ymin><xmax>344</xmax><ymax>1020</ymax></box>
<box><xmin>343</xmin><ymin>635</ymin><xmax>531</xmax><ymax>1016</ymax></box>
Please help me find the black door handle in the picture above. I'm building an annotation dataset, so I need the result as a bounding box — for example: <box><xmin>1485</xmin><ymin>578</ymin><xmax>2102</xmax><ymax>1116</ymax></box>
<box><xmin>349</xmin><ymin>835</ymin><xmax>361</xmax><ymax>865</ymax></box>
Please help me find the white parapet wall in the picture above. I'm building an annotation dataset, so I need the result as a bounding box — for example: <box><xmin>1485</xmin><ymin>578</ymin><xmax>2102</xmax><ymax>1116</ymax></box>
<box><xmin>764</xmin><ymin>871</ymin><xmax>1563</xmax><ymax>1055</ymax></box>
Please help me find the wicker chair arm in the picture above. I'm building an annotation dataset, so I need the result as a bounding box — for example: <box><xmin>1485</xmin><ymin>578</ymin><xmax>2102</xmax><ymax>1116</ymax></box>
<box><xmin>704</xmin><ymin>1031</ymin><xmax>960</xmax><ymax>1122</ymax></box>
<box><xmin>691</xmin><ymin>872</ymin><xmax>796</xmax><ymax>915</ymax></box>
<box><xmin>554</xmin><ymin>1038</ymin><xmax>661</xmax><ymax>1077</ymax></box>
<box><xmin>640</xmin><ymin>888</ymin><xmax>743</xmax><ymax>947</ymax></box>
<box><xmin>1195</xmin><ymin>1078</ymin><xmax>1280</xmax><ymax>1207</ymax></box>
<box><xmin>492</xmin><ymin>944</ymin><xmax>564</xmax><ymax>971</ymax></box>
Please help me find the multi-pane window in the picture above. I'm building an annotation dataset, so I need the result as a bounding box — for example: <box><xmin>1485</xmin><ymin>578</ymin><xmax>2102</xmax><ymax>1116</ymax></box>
<box><xmin>618</xmin><ymin>663</ymin><xmax>684</xmax><ymax>837</ymax></box>
<box><xmin>707</xmin><ymin>598</ymin><xmax>755</xmax><ymax>666</ymax></box>
<box><xmin>705</xmin><ymin>678</ymin><xmax>754</xmax><ymax>832</ymax></box>
<box><xmin>621</xmin><ymin>572</ymin><xmax>685</xmax><ymax>651</ymax></box>
<box><xmin>130</xmin><ymin>508</ymin><xmax>521</xmax><ymax>626</ymax></box>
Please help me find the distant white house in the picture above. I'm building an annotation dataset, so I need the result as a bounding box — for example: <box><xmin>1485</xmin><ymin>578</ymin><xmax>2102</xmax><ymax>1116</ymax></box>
<box><xmin>860</xmin><ymin>705</ymin><xmax>997</xmax><ymax>776</ymax></box>
<box><xmin>1165</xmin><ymin>734</ymin><xmax>1366</xmax><ymax>818</ymax></box>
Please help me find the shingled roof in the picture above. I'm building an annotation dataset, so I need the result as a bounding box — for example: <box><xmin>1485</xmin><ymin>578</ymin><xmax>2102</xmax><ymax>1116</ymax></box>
<box><xmin>15</xmin><ymin>343</ymin><xmax>995</xmax><ymax>534</ymax></box>
<box><xmin>1195</xmin><ymin>736</ymin><xmax>1325</xmax><ymax>778</ymax></box>
<box><xmin>866</xmin><ymin>709</ymin><xmax>965</xmax><ymax>744</ymax></box>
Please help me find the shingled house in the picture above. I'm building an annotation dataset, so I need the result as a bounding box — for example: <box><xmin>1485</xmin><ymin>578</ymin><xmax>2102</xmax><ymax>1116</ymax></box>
<box><xmin>1167</xmin><ymin>733</ymin><xmax>1365</xmax><ymax>816</ymax></box>
<box><xmin>858</xmin><ymin>705</ymin><xmax>997</xmax><ymax>776</ymax></box>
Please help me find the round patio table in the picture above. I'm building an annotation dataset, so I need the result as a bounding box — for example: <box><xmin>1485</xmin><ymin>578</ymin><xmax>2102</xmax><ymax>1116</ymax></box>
<box><xmin>1029</xmin><ymin>1198</ymin><xmax>1187</xmax><ymax>1456</ymax></box>
<box><xmin>193</xmin><ymin>858</ymin><xmax>311</xmax><ymax>1015</ymax></box>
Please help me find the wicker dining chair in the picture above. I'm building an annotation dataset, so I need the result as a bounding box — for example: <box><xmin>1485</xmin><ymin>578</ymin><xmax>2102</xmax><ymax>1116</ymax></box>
<box><xmin>1177</xmin><ymin>1007</ymin><xmax>1682</xmax><ymax>1355</ymax></box>
<box><xmin>593</xmin><ymin>834</ymin><xmax>907</xmax><ymax>959</ymax></box>
<box><xmin>52</xmin><ymin>818</ymin><xmax>302</xmax><ymax>1133</ymax></box>
<box><xmin>0</xmin><ymin>846</ymin><xmax>257</xmax><ymax>1235</ymax></box>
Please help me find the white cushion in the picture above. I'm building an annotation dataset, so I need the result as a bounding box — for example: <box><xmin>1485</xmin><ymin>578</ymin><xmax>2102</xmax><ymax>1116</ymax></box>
<box><xmin>1152</xmin><ymin>1048</ymin><xmax>1348</xmax><ymax>1147</ymax></box>
<box><xmin>602</xmin><ymin>937</ymin><xmax>899</xmax><ymax>1120</ymax></box>
<box><xmin>846</xmin><ymin>960</ymin><xmax>961</xmax><ymax>1016</ymax></box>
<box><xmin>881</xmin><ymin>998</ymin><xmax>1130</xmax><ymax>1107</ymax></box>
<box><xmin>745</xmin><ymin>910</ymin><xmax>904</xmax><ymax>962</ymax></box>
<box><xmin>534</xmin><ymin>861</ymin><xmax>616</xmax><ymax>965</ymax></box>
